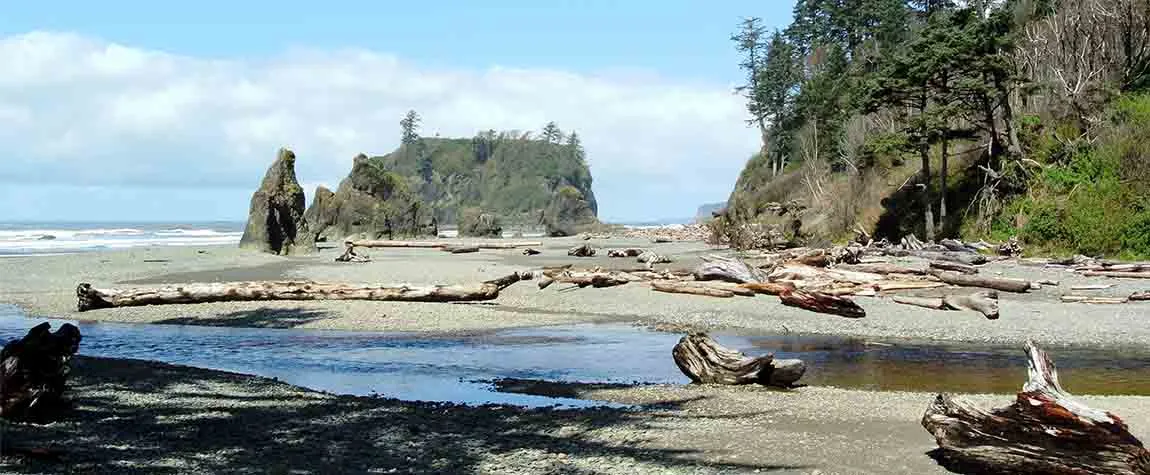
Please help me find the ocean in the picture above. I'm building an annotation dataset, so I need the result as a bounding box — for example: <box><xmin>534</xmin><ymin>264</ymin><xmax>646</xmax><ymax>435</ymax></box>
<box><xmin>0</xmin><ymin>221</ymin><xmax>245</xmax><ymax>256</ymax></box>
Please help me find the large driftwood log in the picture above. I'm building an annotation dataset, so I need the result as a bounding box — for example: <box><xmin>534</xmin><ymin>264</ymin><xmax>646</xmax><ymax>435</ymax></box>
<box><xmin>1</xmin><ymin>322</ymin><xmax>82</xmax><ymax>423</ymax></box>
<box><xmin>885</xmin><ymin>249</ymin><xmax>989</xmax><ymax>266</ymax></box>
<box><xmin>928</xmin><ymin>269</ymin><xmax>1032</xmax><ymax>293</ymax></box>
<box><xmin>335</xmin><ymin>244</ymin><xmax>371</xmax><ymax>262</ymax></box>
<box><xmin>891</xmin><ymin>291</ymin><xmax>999</xmax><ymax>319</ymax></box>
<box><xmin>837</xmin><ymin>263</ymin><xmax>926</xmax><ymax>275</ymax></box>
<box><xmin>651</xmin><ymin>281</ymin><xmax>755</xmax><ymax>298</ymax></box>
<box><xmin>76</xmin><ymin>276</ymin><xmax>525</xmax><ymax>311</ymax></box>
<box><xmin>522</xmin><ymin>248</ymin><xmax>542</xmax><ymax>256</ymax></box>
<box><xmin>693</xmin><ymin>256</ymin><xmax>769</xmax><ymax>283</ymax></box>
<box><xmin>929</xmin><ymin>260</ymin><xmax>978</xmax><ymax>275</ymax></box>
<box><xmin>672</xmin><ymin>333</ymin><xmax>805</xmax><ymax>387</ymax></box>
<box><xmin>1083</xmin><ymin>271</ymin><xmax>1150</xmax><ymax>279</ymax></box>
<box><xmin>607</xmin><ymin>248</ymin><xmax>643</xmax><ymax>258</ymax></box>
<box><xmin>922</xmin><ymin>341</ymin><xmax>1150</xmax><ymax>474</ymax></box>
<box><xmin>346</xmin><ymin>240</ymin><xmax>541</xmax><ymax>250</ymax></box>
<box><xmin>779</xmin><ymin>290</ymin><xmax>866</xmax><ymax>318</ymax></box>
<box><xmin>442</xmin><ymin>245</ymin><xmax>479</xmax><ymax>254</ymax></box>
<box><xmin>739</xmin><ymin>281</ymin><xmax>797</xmax><ymax>296</ymax></box>
<box><xmin>567</xmin><ymin>244</ymin><xmax>596</xmax><ymax>257</ymax></box>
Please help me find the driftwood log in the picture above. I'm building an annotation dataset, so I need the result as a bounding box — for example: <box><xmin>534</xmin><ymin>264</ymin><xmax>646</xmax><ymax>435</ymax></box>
<box><xmin>779</xmin><ymin>290</ymin><xmax>866</xmax><ymax>318</ymax></box>
<box><xmin>335</xmin><ymin>243</ymin><xmax>371</xmax><ymax>262</ymax></box>
<box><xmin>927</xmin><ymin>269</ymin><xmax>1032</xmax><ymax>293</ymax></box>
<box><xmin>442</xmin><ymin>245</ymin><xmax>479</xmax><ymax>254</ymax></box>
<box><xmin>607</xmin><ymin>248</ymin><xmax>643</xmax><ymax>258</ymax></box>
<box><xmin>651</xmin><ymin>281</ymin><xmax>755</xmax><ymax>298</ymax></box>
<box><xmin>567</xmin><ymin>244</ymin><xmax>596</xmax><ymax>257</ymax></box>
<box><xmin>1</xmin><ymin>322</ymin><xmax>82</xmax><ymax>423</ymax></box>
<box><xmin>739</xmin><ymin>281</ymin><xmax>797</xmax><ymax>296</ymax></box>
<box><xmin>672</xmin><ymin>333</ymin><xmax>805</xmax><ymax>387</ymax></box>
<box><xmin>837</xmin><ymin>263</ymin><xmax>926</xmax><ymax>275</ymax></box>
<box><xmin>891</xmin><ymin>291</ymin><xmax>1000</xmax><ymax>319</ymax></box>
<box><xmin>922</xmin><ymin>341</ymin><xmax>1150</xmax><ymax>474</ymax></box>
<box><xmin>693</xmin><ymin>256</ymin><xmax>769</xmax><ymax>283</ymax></box>
<box><xmin>76</xmin><ymin>275</ymin><xmax>526</xmax><ymax>311</ymax></box>
<box><xmin>347</xmin><ymin>240</ymin><xmax>541</xmax><ymax>250</ymax></box>
<box><xmin>637</xmin><ymin>250</ymin><xmax>671</xmax><ymax>264</ymax></box>
<box><xmin>885</xmin><ymin>249</ymin><xmax>989</xmax><ymax>266</ymax></box>
<box><xmin>522</xmin><ymin>248</ymin><xmax>541</xmax><ymax>256</ymax></box>
<box><xmin>929</xmin><ymin>260</ymin><xmax>978</xmax><ymax>275</ymax></box>
<box><xmin>1083</xmin><ymin>271</ymin><xmax>1150</xmax><ymax>279</ymax></box>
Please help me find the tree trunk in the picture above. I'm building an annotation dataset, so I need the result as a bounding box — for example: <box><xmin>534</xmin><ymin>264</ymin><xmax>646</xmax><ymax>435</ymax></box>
<box><xmin>76</xmin><ymin>276</ymin><xmax>525</xmax><ymax>311</ymax></box>
<box><xmin>922</xmin><ymin>341</ymin><xmax>1150</xmax><ymax>474</ymax></box>
<box><xmin>651</xmin><ymin>281</ymin><xmax>754</xmax><ymax>298</ymax></box>
<box><xmin>995</xmin><ymin>73</ymin><xmax>1023</xmax><ymax>157</ymax></box>
<box><xmin>920</xmin><ymin>91</ymin><xmax>936</xmax><ymax>242</ymax></box>
<box><xmin>1</xmin><ymin>322</ymin><xmax>82</xmax><ymax>423</ymax></box>
<box><xmin>940</xmin><ymin>131</ymin><xmax>949</xmax><ymax>234</ymax></box>
<box><xmin>672</xmin><ymin>333</ymin><xmax>805</xmax><ymax>387</ymax></box>
<box><xmin>927</xmin><ymin>269</ymin><xmax>1031</xmax><ymax>293</ymax></box>
<box><xmin>779</xmin><ymin>289</ymin><xmax>866</xmax><ymax>318</ymax></box>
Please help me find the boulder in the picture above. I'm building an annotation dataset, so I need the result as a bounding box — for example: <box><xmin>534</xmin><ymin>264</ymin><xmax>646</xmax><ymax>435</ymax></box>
<box><xmin>239</xmin><ymin>148</ymin><xmax>314</xmax><ymax>255</ymax></box>
<box><xmin>458</xmin><ymin>208</ymin><xmax>503</xmax><ymax>238</ymax></box>
<box><xmin>541</xmin><ymin>186</ymin><xmax>598</xmax><ymax>237</ymax></box>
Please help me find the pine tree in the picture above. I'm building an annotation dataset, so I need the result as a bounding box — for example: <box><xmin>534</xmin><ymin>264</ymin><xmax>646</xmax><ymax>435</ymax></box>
<box><xmin>541</xmin><ymin>122</ymin><xmax>563</xmax><ymax>143</ymax></box>
<box><xmin>400</xmin><ymin>110</ymin><xmax>421</xmax><ymax>146</ymax></box>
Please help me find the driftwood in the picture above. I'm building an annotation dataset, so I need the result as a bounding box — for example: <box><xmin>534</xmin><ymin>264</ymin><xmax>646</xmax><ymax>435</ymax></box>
<box><xmin>567</xmin><ymin>244</ymin><xmax>596</xmax><ymax>257</ymax></box>
<box><xmin>779</xmin><ymin>290</ymin><xmax>866</xmax><ymax>318</ymax></box>
<box><xmin>76</xmin><ymin>276</ymin><xmax>526</xmax><ymax>311</ymax></box>
<box><xmin>837</xmin><ymin>263</ymin><xmax>926</xmax><ymax>275</ymax></box>
<box><xmin>335</xmin><ymin>244</ymin><xmax>371</xmax><ymax>262</ymax></box>
<box><xmin>693</xmin><ymin>256</ymin><xmax>769</xmax><ymax>283</ymax></box>
<box><xmin>929</xmin><ymin>260</ymin><xmax>978</xmax><ymax>275</ymax></box>
<box><xmin>522</xmin><ymin>248</ymin><xmax>541</xmax><ymax>256</ymax></box>
<box><xmin>1</xmin><ymin>322</ymin><xmax>82</xmax><ymax>423</ymax></box>
<box><xmin>442</xmin><ymin>245</ymin><xmax>479</xmax><ymax>254</ymax></box>
<box><xmin>637</xmin><ymin>250</ymin><xmax>671</xmax><ymax>264</ymax></box>
<box><xmin>885</xmin><ymin>249</ymin><xmax>989</xmax><ymax>266</ymax></box>
<box><xmin>651</xmin><ymin>281</ymin><xmax>755</xmax><ymax>298</ymax></box>
<box><xmin>1083</xmin><ymin>271</ymin><xmax>1150</xmax><ymax>279</ymax></box>
<box><xmin>1132</xmin><ymin>291</ymin><xmax>1150</xmax><ymax>301</ymax></box>
<box><xmin>997</xmin><ymin>236</ymin><xmax>1023</xmax><ymax>257</ymax></box>
<box><xmin>1060</xmin><ymin>295</ymin><xmax>1131</xmax><ymax>304</ymax></box>
<box><xmin>549</xmin><ymin>272</ymin><xmax>633</xmax><ymax>288</ymax></box>
<box><xmin>653</xmin><ymin>237</ymin><xmax>673</xmax><ymax>243</ymax></box>
<box><xmin>928</xmin><ymin>269</ymin><xmax>1032</xmax><ymax>293</ymax></box>
<box><xmin>347</xmin><ymin>240</ymin><xmax>542</xmax><ymax>250</ymax></box>
<box><xmin>607</xmin><ymin>248</ymin><xmax>643</xmax><ymax>258</ymax></box>
<box><xmin>891</xmin><ymin>291</ymin><xmax>1000</xmax><ymax>319</ymax></box>
<box><xmin>739</xmin><ymin>281</ymin><xmax>797</xmax><ymax>296</ymax></box>
<box><xmin>922</xmin><ymin>341</ymin><xmax>1150</xmax><ymax>474</ymax></box>
<box><xmin>672</xmin><ymin>333</ymin><xmax>805</xmax><ymax>387</ymax></box>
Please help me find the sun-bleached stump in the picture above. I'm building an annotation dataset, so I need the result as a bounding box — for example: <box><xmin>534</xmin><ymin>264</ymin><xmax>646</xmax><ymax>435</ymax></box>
<box><xmin>922</xmin><ymin>341</ymin><xmax>1150</xmax><ymax>474</ymax></box>
<box><xmin>672</xmin><ymin>333</ymin><xmax>805</xmax><ymax>387</ymax></box>
<box><xmin>2</xmin><ymin>322</ymin><xmax>82</xmax><ymax>423</ymax></box>
<box><xmin>76</xmin><ymin>276</ymin><xmax>526</xmax><ymax>311</ymax></box>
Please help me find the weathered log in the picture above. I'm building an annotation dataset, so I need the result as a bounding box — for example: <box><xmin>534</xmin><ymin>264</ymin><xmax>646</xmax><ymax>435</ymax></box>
<box><xmin>779</xmin><ymin>290</ymin><xmax>866</xmax><ymax>318</ymax></box>
<box><xmin>607</xmin><ymin>248</ymin><xmax>643</xmax><ymax>258</ymax></box>
<box><xmin>347</xmin><ymin>240</ymin><xmax>542</xmax><ymax>250</ymax></box>
<box><xmin>892</xmin><ymin>292</ymin><xmax>1000</xmax><ymax>319</ymax></box>
<box><xmin>1131</xmin><ymin>291</ymin><xmax>1150</xmax><ymax>301</ymax></box>
<box><xmin>651</xmin><ymin>281</ymin><xmax>734</xmax><ymax>298</ymax></box>
<box><xmin>939</xmin><ymin>238</ymin><xmax>976</xmax><ymax>253</ymax></box>
<box><xmin>693</xmin><ymin>256</ymin><xmax>769</xmax><ymax>283</ymax></box>
<box><xmin>997</xmin><ymin>236</ymin><xmax>1023</xmax><ymax>257</ymax></box>
<box><xmin>874</xmin><ymin>281</ymin><xmax>949</xmax><ymax>292</ymax></box>
<box><xmin>1083</xmin><ymin>271</ymin><xmax>1150</xmax><ymax>279</ymax></box>
<box><xmin>837</xmin><ymin>263</ymin><xmax>926</xmax><ymax>275</ymax></box>
<box><xmin>551</xmin><ymin>272</ymin><xmax>632</xmax><ymax>288</ymax></box>
<box><xmin>636</xmin><ymin>250</ymin><xmax>671</xmax><ymax>264</ymax></box>
<box><xmin>653</xmin><ymin>237</ymin><xmax>673</xmax><ymax>243</ymax></box>
<box><xmin>922</xmin><ymin>341</ymin><xmax>1150</xmax><ymax>474</ymax></box>
<box><xmin>76</xmin><ymin>277</ymin><xmax>524</xmax><ymax>311</ymax></box>
<box><xmin>442</xmin><ymin>245</ymin><xmax>479</xmax><ymax>254</ymax></box>
<box><xmin>928</xmin><ymin>269</ymin><xmax>1031</xmax><ymax>293</ymax></box>
<box><xmin>567</xmin><ymin>244</ymin><xmax>596</xmax><ymax>257</ymax></box>
<box><xmin>885</xmin><ymin>249</ymin><xmax>988</xmax><ymax>265</ymax></box>
<box><xmin>1</xmin><ymin>322</ymin><xmax>82</xmax><ymax>423</ymax></box>
<box><xmin>522</xmin><ymin>248</ymin><xmax>541</xmax><ymax>256</ymax></box>
<box><xmin>739</xmin><ymin>281</ymin><xmax>796</xmax><ymax>296</ymax></box>
<box><xmin>1060</xmin><ymin>295</ymin><xmax>1131</xmax><ymax>304</ymax></box>
<box><xmin>335</xmin><ymin>244</ymin><xmax>371</xmax><ymax>262</ymax></box>
<box><xmin>1071</xmin><ymin>284</ymin><xmax>1115</xmax><ymax>291</ymax></box>
<box><xmin>929</xmin><ymin>260</ymin><xmax>978</xmax><ymax>275</ymax></box>
<box><xmin>671</xmin><ymin>333</ymin><xmax>805</xmax><ymax>387</ymax></box>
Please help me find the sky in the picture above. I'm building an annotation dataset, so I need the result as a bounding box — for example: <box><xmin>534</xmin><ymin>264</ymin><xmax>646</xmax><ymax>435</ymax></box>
<box><xmin>0</xmin><ymin>0</ymin><xmax>797</xmax><ymax>223</ymax></box>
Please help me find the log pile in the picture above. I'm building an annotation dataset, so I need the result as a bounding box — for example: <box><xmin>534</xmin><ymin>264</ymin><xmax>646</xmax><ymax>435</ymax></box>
<box><xmin>76</xmin><ymin>274</ymin><xmax>531</xmax><ymax>311</ymax></box>
<box><xmin>922</xmin><ymin>341</ymin><xmax>1150</xmax><ymax>474</ymax></box>
<box><xmin>672</xmin><ymin>333</ymin><xmax>805</xmax><ymax>387</ymax></box>
<box><xmin>619</xmin><ymin>224</ymin><xmax>710</xmax><ymax>242</ymax></box>
<box><xmin>2</xmin><ymin>322</ymin><xmax>82</xmax><ymax>423</ymax></box>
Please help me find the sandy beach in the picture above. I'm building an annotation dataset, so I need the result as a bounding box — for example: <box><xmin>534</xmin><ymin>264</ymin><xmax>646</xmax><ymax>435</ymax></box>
<box><xmin>2</xmin><ymin>240</ymin><xmax>1150</xmax><ymax>474</ymax></box>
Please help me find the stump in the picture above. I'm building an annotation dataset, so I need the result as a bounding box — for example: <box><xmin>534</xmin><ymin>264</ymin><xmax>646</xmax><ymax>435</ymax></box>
<box><xmin>1</xmin><ymin>322</ymin><xmax>82</xmax><ymax>423</ymax></box>
<box><xmin>922</xmin><ymin>341</ymin><xmax>1150</xmax><ymax>474</ymax></box>
<box><xmin>672</xmin><ymin>333</ymin><xmax>805</xmax><ymax>387</ymax></box>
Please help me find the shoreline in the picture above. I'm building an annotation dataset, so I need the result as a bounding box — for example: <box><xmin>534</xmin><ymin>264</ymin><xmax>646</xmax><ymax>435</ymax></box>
<box><xmin>2</xmin><ymin>240</ymin><xmax>1150</xmax><ymax>346</ymax></box>
<box><xmin>2</xmin><ymin>354</ymin><xmax>1146</xmax><ymax>474</ymax></box>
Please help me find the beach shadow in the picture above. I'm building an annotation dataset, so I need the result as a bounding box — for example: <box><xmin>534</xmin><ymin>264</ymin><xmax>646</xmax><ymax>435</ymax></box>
<box><xmin>0</xmin><ymin>356</ymin><xmax>815</xmax><ymax>474</ymax></box>
<box><xmin>154</xmin><ymin>307</ymin><xmax>331</xmax><ymax>329</ymax></box>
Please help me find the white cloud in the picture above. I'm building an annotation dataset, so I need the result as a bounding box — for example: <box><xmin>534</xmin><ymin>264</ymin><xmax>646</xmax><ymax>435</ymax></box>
<box><xmin>0</xmin><ymin>31</ymin><xmax>758</xmax><ymax>221</ymax></box>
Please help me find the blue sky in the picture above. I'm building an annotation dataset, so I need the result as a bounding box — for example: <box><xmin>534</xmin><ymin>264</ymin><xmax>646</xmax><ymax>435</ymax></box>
<box><xmin>0</xmin><ymin>1</ymin><xmax>796</xmax><ymax>222</ymax></box>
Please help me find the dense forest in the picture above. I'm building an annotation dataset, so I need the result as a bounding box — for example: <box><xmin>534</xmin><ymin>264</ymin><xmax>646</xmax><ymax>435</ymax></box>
<box><xmin>304</xmin><ymin>110</ymin><xmax>599</xmax><ymax>241</ymax></box>
<box><xmin>719</xmin><ymin>0</ymin><xmax>1150</xmax><ymax>258</ymax></box>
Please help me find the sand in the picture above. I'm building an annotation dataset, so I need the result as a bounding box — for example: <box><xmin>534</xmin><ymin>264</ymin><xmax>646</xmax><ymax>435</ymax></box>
<box><xmin>4</xmin><ymin>238</ymin><xmax>1150</xmax><ymax>346</ymax></box>
<box><xmin>3</xmin><ymin>240</ymin><xmax>1150</xmax><ymax>474</ymax></box>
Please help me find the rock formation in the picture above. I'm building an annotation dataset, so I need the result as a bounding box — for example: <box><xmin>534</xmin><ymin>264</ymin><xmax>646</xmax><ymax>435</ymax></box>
<box><xmin>239</xmin><ymin>148</ymin><xmax>314</xmax><ymax>255</ymax></box>
<box><xmin>541</xmin><ymin>186</ymin><xmax>598</xmax><ymax>236</ymax></box>
<box><xmin>303</xmin><ymin>154</ymin><xmax>436</xmax><ymax>243</ymax></box>
<box><xmin>458</xmin><ymin>207</ymin><xmax>503</xmax><ymax>237</ymax></box>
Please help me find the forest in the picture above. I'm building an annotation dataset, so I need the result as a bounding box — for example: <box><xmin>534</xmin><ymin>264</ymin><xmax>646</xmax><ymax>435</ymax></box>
<box><xmin>721</xmin><ymin>0</ymin><xmax>1150</xmax><ymax>258</ymax></box>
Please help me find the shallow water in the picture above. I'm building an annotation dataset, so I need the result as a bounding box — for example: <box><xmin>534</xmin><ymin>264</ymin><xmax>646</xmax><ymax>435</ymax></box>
<box><xmin>2</xmin><ymin>304</ymin><xmax>1149</xmax><ymax>409</ymax></box>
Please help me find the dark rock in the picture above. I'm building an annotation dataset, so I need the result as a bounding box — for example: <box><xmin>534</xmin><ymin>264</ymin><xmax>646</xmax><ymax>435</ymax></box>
<box><xmin>458</xmin><ymin>208</ymin><xmax>502</xmax><ymax>238</ymax></box>
<box><xmin>239</xmin><ymin>148</ymin><xmax>314</xmax><ymax>255</ymax></box>
<box><xmin>541</xmin><ymin>186</ymin><xmax>598</xmax><ymax>237</ymax></box>
<box><xmin>1</xmin><ymin>322</ymin><xmax>82</xmax><ymax>423</ymax></box>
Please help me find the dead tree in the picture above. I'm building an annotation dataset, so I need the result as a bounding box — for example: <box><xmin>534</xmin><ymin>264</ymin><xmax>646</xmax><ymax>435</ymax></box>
<box><xmin>1</xmin><ymin>322</ymin><xmax>82</xmax><ymax>423</ymax></box>
<box><xmin>76</xmin><ymin>276</ymin><xmax>526</xmax><ymax>311</ymax></box>
<box><xmin>922</xmin><ymin>341</ymin><xmax>1150</xmax><ymax>474</ymax></box>
<box><xmin>672</xmin><ymin>333</ymin><xmax>805</xmax><ymax>387</ymax></box>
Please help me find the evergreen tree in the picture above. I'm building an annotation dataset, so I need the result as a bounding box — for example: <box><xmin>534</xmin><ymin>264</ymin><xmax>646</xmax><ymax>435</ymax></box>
<box><xmin>400</xmin><ymin>110</ymin><xmax>421</xmax><ymax>146</ymax></box>
<box><xmin>541</xmin><ymin>122</ymin><xmax>563</xmax><ymax>143</ymax></box>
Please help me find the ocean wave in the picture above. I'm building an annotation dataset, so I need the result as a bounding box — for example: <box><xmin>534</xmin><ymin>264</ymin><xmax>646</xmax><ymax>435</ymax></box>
<box><xmin>154</xmin><ymin>229</ymin><xmax>243</xmax><ymax>237</ymax></box>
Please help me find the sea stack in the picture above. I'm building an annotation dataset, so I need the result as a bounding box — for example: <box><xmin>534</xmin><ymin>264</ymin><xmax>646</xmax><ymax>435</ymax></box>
<box><xmin>239</xmin><ymin>147</ymin><xmax>314</xmax><ymax>255</ymax></box>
